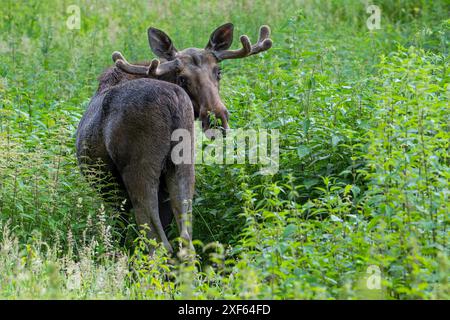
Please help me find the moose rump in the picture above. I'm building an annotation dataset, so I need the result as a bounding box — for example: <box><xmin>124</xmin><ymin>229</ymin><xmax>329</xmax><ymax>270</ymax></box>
<box><xmin>76</xmin><ymin>78</ymin><xmax>195</xmax><ymax>253</ymax></box>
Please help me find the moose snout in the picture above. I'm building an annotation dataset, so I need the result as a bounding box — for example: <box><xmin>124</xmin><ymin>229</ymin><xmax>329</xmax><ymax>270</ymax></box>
<box><xmin>218</xmin><ymin>107</ymin><xmax>230</xmax><ymax>131</ymax></box>
<box><xmin>200</xmin><ymin>103</ymin><xmax>230</xmax><ymax>133</ymax></box>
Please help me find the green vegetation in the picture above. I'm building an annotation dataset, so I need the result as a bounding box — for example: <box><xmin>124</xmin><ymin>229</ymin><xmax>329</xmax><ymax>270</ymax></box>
<box><xmin>0</xmin><ymin>0</ymin><xmax>448</xmax><ymax>299</ymax></box>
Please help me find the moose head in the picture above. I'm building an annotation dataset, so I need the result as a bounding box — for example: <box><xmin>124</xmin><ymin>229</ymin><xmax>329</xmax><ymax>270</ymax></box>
<box><xmin>112</xmin><ymin>23</ymin><xmax>272</xmax><ymax>131</ymax></box>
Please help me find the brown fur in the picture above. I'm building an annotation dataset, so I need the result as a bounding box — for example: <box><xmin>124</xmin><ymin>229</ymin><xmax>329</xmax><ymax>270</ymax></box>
<box><xmin>77</xmin><ymin>73</ymin><xmax>194</xmax><ymax>253</ymax></box>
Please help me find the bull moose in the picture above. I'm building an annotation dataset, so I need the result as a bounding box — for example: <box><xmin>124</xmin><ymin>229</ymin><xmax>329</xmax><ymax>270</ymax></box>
<box><xmin>75</xmin><ymin>23</ymin><xmax>273</xmax><ymax>253</ymax></box>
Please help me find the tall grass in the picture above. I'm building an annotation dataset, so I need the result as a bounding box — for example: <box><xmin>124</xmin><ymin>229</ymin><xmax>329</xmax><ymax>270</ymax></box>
<box><xmin>0</xmin><ymin>0</ymin><xmax>448</xmax><ymax>299</ymax></box>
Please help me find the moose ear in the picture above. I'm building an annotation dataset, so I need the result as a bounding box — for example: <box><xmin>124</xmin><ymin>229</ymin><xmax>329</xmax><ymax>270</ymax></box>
<box><xmin>148</xmin><ymin>27</ymin><xmax>178</xmax><ymax>61</ymax></box>
<box><xmin>205</xmin><ymin>23</ymin><xmax>234</xmax><ymax>51</ymax></box>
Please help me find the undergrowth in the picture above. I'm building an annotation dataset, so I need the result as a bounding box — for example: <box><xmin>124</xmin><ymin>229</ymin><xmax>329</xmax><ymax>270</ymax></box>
<box><xmin>0</xmin><ymin>0</ymin><xmax>448</xmax><ymax>299</ymax></box>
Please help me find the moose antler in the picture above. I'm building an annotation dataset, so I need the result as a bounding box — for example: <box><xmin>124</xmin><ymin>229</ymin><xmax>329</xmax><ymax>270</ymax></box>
<box><xmin>112</xmin><ymin>51</ymin><xmax>148</xmax><ymax>75</ymax></box>
<box><xmin>112</xmin><ymin>51</ymin><xmax>178</xmax><ymax>77</ymax></box>
<box><xmin>213</xmin><ymin>25</ymin><xmax>272</xmax><ymax>61</ymax></box>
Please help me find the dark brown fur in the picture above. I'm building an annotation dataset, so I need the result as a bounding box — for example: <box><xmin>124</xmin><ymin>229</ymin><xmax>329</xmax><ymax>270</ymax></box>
<box><xmin>77</xmin><ymin>72</ymin><xmax>194</xmax><ymax>252</ymax></box>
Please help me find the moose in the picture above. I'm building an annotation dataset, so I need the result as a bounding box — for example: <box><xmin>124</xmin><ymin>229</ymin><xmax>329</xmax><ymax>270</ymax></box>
<box><xmin>76</xmin><ymin>23</ymin><xmax>273</xmax><ymax>253</ymax></box>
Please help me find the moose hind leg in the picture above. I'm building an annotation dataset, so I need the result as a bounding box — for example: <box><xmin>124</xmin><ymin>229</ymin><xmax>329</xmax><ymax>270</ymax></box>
<box><xmin>165</xmin><ymin>164</ymin><xmax>195</xmax><ymax>251</ymax></box>
<box><xmin>158</xmin><ymin>176</ymin><xmax>175</xmax><ymax>229</ymax></box>
<box><xmin>121</xmin><ymin>171</ymin><xmax>173</xmax><ymax>253</ymax></box>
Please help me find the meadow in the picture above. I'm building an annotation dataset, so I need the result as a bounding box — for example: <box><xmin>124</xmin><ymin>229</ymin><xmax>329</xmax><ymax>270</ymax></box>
<box><xmin>0</xmin><ymin>0</ymin><xmax>448</xmax><ymax>299</ymax></box>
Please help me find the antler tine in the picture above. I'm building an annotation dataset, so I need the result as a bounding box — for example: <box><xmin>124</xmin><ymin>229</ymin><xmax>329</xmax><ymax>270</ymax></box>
<box><xmin>147</xmin><ymin>58</ymin><xmax>179</xmax><ymax>77</ymax></box>
<box><xmin>249</xmin><ymin>25</ymin><xmax>272</xmax><ymax>56</ymax></box>
<box><xmin>112</xmin><ymin>51</ymin><xmax>125</xmax><ymax>62</ymax></box>
<box><xmin>213</xmin><ymin>25</ymin><xmax>272</xmax><ymax>61</ymax></box>
<box><xmin>112</xmin><ymin>51</ymin><xmax>149</xmax><ymax>76</ymax></box>
<box><xmin>213</xmin><ymin>35</ymin><xmax>251</xmax><ymax>61</ymax></box>
<box><xmin>147</xmin><ymin>59</ymin><xmax>160</xmax><ymax>76</ymax></box>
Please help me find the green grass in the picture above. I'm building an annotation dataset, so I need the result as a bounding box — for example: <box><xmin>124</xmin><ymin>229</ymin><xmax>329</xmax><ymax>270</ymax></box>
<box><xmin>0</xmin><ymin>0</ymin><xmax>448</xmax><ymax>299</ymax></box>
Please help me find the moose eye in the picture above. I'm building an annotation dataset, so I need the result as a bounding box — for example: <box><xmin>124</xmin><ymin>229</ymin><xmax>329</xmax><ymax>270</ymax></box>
<box><xmin>177</xmin><ymin>76</ymin><xmax>188</xmax><ymax>87</ymax></box>
<box><xmin>216</xmin><ymin>69</ymin><xmax>222</xmax><ymax>80</ymax></box>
